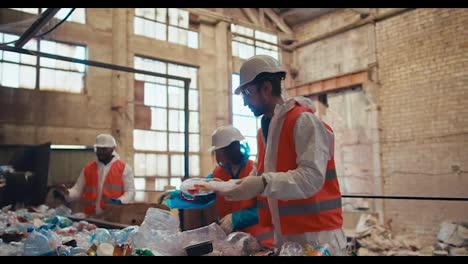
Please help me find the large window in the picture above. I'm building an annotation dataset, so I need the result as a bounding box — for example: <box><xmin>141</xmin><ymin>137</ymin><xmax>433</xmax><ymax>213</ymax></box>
<box><xmin>133</xmin><ymin>56</ymin><xmax>199</xmax><ymax>201</ymax></box>
<box><xmin>134</xmin><ymin>8</ymin><xmax>198</xmax><ymax>49</ymax></box>
<box><xmin>231</xmin><ymin>24</ymin><xmax>279</xmax><ymax>60</ymax></box>
<box><xmin>0</xmin><ymin>32</ymin><xmax>86</xmax><ymax>93</ymax></box>
<box><xmin>9</xmin><ymin>8</ymin><xmax>86</xmax><ymax>24</ymax></box>
<box><xmin>231</xmin><ymin>74</ymin><xmax>261</xmax><ymax>162</ymax></box>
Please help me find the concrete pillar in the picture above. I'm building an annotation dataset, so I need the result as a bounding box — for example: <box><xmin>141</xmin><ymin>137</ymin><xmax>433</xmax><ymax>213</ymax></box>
<box><xmin>215</xmin><ymin>21</ymin><xmax>231</xmax><ymax>127</ymax></box>
<box><xmin>111</xmin><ymin>8</ymin><xmax>133</xmax><ymax>162</ymax></box>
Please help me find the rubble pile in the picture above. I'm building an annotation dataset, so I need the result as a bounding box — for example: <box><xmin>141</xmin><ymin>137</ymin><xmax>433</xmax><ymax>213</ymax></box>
<box><xmin>354</xmin><ymin>214</ymin><xmax>432</xmax><ymax>256</ymax></box>
<box><xmin>433</xmin><ymin>221</ymin><xmax>468</xmax><ymax>256</ymax></box>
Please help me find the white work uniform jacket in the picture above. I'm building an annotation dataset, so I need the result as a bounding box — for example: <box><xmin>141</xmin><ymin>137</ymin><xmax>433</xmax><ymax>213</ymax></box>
<box><xmin>255</xmin><ymin>96</ymin><xmax>347</xmax><ymax>255</ymax></box>
<box><xmin>67</xmin><ymin>151</ymin><xmax>135</xmax><ymax>215</ymax></box>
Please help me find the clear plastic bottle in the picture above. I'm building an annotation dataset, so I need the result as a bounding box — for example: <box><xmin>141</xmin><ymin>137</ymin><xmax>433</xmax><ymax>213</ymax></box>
<box><xmin>23</xmin><ymin>230</ymin><xmax>53</xmax><ymax>256</ymax></box>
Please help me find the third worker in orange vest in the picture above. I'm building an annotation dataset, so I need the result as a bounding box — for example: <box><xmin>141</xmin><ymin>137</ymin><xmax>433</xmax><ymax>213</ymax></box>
<box><xmin>218</xmin><ymin>55</ymin><xmax>347</xmax><ymax>255</ymax></box>
<box><xmin>57</xmin><ymin>134</ymin><xmax>135</xmax><ymax>216</ymax></box>
<box><xmin>207</xmin><ymin>125</ymin><xmax>274</xmax><ymax>248</ymax></box>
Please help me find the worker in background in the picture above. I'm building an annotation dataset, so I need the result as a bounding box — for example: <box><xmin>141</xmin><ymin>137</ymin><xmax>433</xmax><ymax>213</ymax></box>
<box><xmin>56</xmin><ymin>134</ymin><xmax>135</xmax><ymax>216</ymax></box>
<box><xmin>218</xmin><ymin>55</ymin><xmax>347</xmax><ymax>255</ymax></box>
<box><xmin>207</xmin><ymin>125</ymin><xmax>274</xmax><ymax>248</ymax></box>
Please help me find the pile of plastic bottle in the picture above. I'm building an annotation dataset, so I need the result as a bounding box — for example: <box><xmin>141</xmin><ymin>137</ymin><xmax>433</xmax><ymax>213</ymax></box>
<box><xmin>0</xmin><ymin>204</ymin><xmax>272</xmax><ymax>256</ymax></box>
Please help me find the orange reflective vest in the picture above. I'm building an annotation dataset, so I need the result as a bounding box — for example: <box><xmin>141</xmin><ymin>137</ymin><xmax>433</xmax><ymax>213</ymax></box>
<box><xmin>256</xmin><ymin>103</ymin><xmax>343</xmax><ymax>235</ymax></box>
<box><xmin>213</xmin><ymin>160</ymin><xmax>274</xmax><ymax>247</ymax></box>
<box><xmin>81</xmin><ymin>160</ymin><xmax>125</xmax><ymax>215</ymax></box>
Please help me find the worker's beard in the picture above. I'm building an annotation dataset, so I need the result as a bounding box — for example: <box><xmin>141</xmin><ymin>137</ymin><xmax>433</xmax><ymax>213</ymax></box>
<box><xmin>249</xmin><ymin>104</ymin><xmax>267</xmax><ymax>117</ymax></box>
<box><xmin>98</xmin><ymin>154</ymin><xmax>114</xmax><ymax>165</ymax></box>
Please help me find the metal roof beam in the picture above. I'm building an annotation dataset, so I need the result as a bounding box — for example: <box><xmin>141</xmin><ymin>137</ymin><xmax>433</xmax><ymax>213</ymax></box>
<box><xmin>14</xmin><ymin>8</ymin><xmax>60</xmax><ymax>48</ymax></box>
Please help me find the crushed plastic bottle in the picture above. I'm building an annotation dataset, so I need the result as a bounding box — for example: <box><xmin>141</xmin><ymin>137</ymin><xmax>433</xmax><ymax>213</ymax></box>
<box><xmin>89</xmin><ymin>228</ymin><xmax>113</xmax><ymax>245</ymax></box>
<box><xmin>112</xmin><ymin>225</ymin><xmax>138</xmax><ymax>245</ymax></box>
<box><xmin>52</xmin><ymin>215</ymin><xmax>73</xmax><ymax>228</ymax></box>
<box><xmin>55</xmin><ymin>205</ymin><xmax>72</xmax><ymax>216</ymax></box>
<box><xmin>96</xmin><ymin>243</ymin><xmax>114</xmax><ymax>256</ymax></box>
<box><xmin>23</xmin><ymin>230</ymin><xmax>55</xmax><ymax>256</ymax></box>
<box><xmin>222</xmin><ymin>232</ymin><xmax>261</xmax><ymax>256</ymax></box>
<box><xmin>279</xmin><ymin>241</ymin><xmax>305</xmax><ymax>256</ymax></box>
<box><xmin>70</xmin><ymin>247</ymin><xmax>87</xmax><ymax>256</ymax></box>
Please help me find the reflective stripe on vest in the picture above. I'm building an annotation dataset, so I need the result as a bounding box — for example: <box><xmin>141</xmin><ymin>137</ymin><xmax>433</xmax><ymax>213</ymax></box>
<box><xmin>258</xmin><ymin>197</ymin><xmax>341</xmax><ymax>215</ymax></box>
<box><xmin>103</xmin><ymin>183</ymin><xmax>124</xmax><ymax>192</ymax></box>
<box><xmin>326</xmin><ymin>169</ymin><xmax>337</xmax><ymax>180</ymax></box>
<box><xmin>256</xmin><ymin>103</ymin><xmax>343</xmax><ymax>235</ymax></box>
<box><xmin>255</xmin><ymin>230</ymin><xmax>274</xmax><ymax>242</ymax></box>
<box><xmin>83</xmin><ymin>186</ymin><xmax>96</xmax><ymax>192</ymax></box>
<box><xmin>279</xmin><ymin>197</ymin><xmax>341</xmax><ymax>216</ymax></box>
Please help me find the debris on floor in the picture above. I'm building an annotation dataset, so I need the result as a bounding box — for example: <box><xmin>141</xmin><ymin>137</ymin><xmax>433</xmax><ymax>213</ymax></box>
<box><xmin>435</xmin><ymin>221</ymin><xmax>468</xmax><ymax>256</ymax></box>
<box><xmin>354</xmin><ymin>214</ymin><xmax>432</xmax><ymax>256</ymax></box>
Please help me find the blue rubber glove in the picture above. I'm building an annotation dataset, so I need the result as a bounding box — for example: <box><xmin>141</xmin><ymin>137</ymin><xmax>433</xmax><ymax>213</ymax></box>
<box><xmin>110</xmin><ymin>198</ymin><xmax>122</xmax><ymax>204</ymax></box>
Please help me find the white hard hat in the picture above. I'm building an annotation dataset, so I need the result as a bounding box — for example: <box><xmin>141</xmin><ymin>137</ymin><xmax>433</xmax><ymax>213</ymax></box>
<box><xmin>234</xmin><ymin>55</ymin><xmax>286</xmax><ymax>95</ymax></box>
<box><xmin>208</xmin><ymin>125</ymin><xmax>245</xmax><ymax>152</ymax></box>
<box><xmin>94</xmin><ymin>134</ymin><xmax>117</xmax><ymax>148</ymax></box>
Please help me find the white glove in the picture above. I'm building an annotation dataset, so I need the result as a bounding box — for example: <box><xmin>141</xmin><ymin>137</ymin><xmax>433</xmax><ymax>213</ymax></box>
<box><xmin>218</xmin><ymin>176</ymin><xmax>266</xmax><ymax>201</ymax></box>
<box><xmin>219</xmin><ymin>214</ymin><xmax>233</xmax><ymax>235</ymax></box>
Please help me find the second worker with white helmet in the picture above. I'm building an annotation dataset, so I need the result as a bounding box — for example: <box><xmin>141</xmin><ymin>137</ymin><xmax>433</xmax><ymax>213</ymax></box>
<box><xmin>207</xmin><ymin>125</ymin><xmax>274</xmax><ymax>247</ymax></box>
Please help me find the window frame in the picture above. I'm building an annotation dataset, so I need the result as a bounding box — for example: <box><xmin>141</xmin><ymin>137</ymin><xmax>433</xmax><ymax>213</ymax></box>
<box><xmin>231</xmin><ymin>24</ymin><xmax>280</xmax><ymax>60</ymax></box>
<box><xmin>0</xmin><ymin>31</ymin><xmax>87</xmax><ymax>93</ymax></box>
<box><xmin>133</xmin><ymin>55</ymin><xmax>201</xmax><ymax>200</ymax></box>
<box><xmin>133</xmin><ymin>8</ymin><xmax>199</xmax><ymax>49</ymax></box>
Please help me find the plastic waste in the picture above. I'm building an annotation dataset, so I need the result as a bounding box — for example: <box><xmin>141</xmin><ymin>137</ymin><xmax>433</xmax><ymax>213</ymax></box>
<box><xmin>133</xmin><ymin>208</ymin><xmax>183</xmax><ymax>255</ymax></box>
<box><xmin>70</xmin><ymin>247</ymin><xmax>87</xmax><ymax>256</ymax></box>
<box><xmin>181</xmin><ymin>222</ymin><xmax>226</xmax><ymax>249</ymax></box>
<box><xmin>39</xmin><ymin>229</ymin><xmax>61</xmax><ymax>248</ymax></box>
<box><xmin>180</xmin><ymin>178</ymin><xmax>215</xmax><ymax>197</ymax></box>
<box><xmin>134</xmin><ymin>228</ymin><xmax>183</xmax><ymax>256</ymax></box>
<box><xmin>52</xmin><ymin>215</ymin><xmax>73</xmax><ymax>228</ymax></box>
<box><xmin>86</xmin><ymin>243</ymin><xmax>98</xmax><ymax>256</ymax></box>
<box><xmin>23</xmin><ymin>230</ymin><xmax>55</xmax><ymax>256</ymax></box>
<box><xmin>0</xmin><ymin>240</ymin><xmax>24</xmax><ymax>256</ymax></box>
<box><xmin>279</xmin><ymin>241</ymin><xmax>305</xmax><ymax>256</ymax></box>
<box><xmin>57</xmin><ymin>246</ymin><xmax>70</xmax><ymax>256</ymax></box>
<box><xmin>112</xmin><ymin>225</ymin><xmax>138</xmax><ymax>245</ymax></box>
<box><xmin>89</xmin><ymin>228</ymin><xmax>114</xmax><ymax>245</ymax></box>
<box><xmin>133</xmin><ymin>248</ymin><xmax>155</xmax><ymax>256</ymax></box>
<box><xmin>73</xmin><ymin>230</ymin><xmax>92</xmax><ymax>249</ymax></box>
<box><xmin>304</xmin><ymin>243</ymin><xmax>333</xmax><ymax>256</ymax></box>
<box><xmin>139</xmin><ymin>207</ymin><xmax>180</xmax><ymax>231</ymax></box>
<box><xmin>222</xmin><ymin>232</ymin><xmax>261</xmax><ymax>256</ymax></box>
<box><xmin>97</xmin><ymin>243</ymin><xmax>114</xmax><ymax>256</ymax></box>
<box><xmin>165</xmin><ymin>189</ymin><xmax>216</xmax><ymax>210</ymax></box>
<box><xmin>113</xmin><ymin>243</ymin><xmax>133</xmax><ymax>256</ymax></box>
<box><xmin>55</xmin><ymin>205</ymin><xmax>72</xmax><ymax>216</ymax></box>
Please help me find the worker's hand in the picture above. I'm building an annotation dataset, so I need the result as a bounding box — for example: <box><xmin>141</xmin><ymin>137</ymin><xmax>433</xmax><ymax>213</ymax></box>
<box><xmin>219</xmin><ymin>214</ymin><xmax>233</xmax><ymax>235</ymax></box>
<box><xmin>54</xmin><ymin>184</ymin><xmax>70</xmax><ymax>197</ymax></box>
<box><xmin>218</xmin><ymin>176</ymin><xmax>265</xmax><ymax>201</ymax></box>
<box><xmin>110</xmin><ymin>198</ymin><xmax>122</xmax><ymax>204</ymax></box>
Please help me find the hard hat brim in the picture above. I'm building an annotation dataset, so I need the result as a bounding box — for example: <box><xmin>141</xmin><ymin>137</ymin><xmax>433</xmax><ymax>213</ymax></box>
<box><xmin>234</xmin><ymin>85</ymin><xmax>244</xmax><ymax>95</ymax></box>
<box><xmin>234</xmin><ymin>69</ymin><xmax>286</xmax><ymax>95</ymax></box>
<box><xmin>94</xmin><ymin>144</ymin><xmax>115</xmax><ymax>148</ymax></box>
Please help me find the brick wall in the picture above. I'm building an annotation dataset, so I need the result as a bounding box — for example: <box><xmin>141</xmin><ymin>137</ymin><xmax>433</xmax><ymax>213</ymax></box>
<box><xmin>376</xmin><ymin>8</ymin><xmax>468</xmax><ymax>241</ymax></box>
